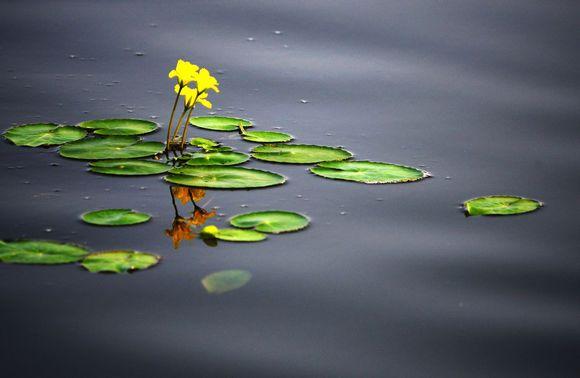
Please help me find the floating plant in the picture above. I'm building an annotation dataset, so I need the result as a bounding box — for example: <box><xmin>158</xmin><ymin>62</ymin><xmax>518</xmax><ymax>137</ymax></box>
<box><xmin>463</xmin><ymin>196</ymin><xmax>543</xmax><ymax>216</ymax></box>
<box><xmin>190</xmin><ymin>116</ymin><xmax>252</xmax><ymax>132</ymax></box>
<box><xmin>310</xmin><ymin>161</ymin><xmax>429</xmax><ymax>184</ymax></box>
<box><xmin>3</xmin><ymin>123</ymin><xmax>87</xmax><ymax>147</ymax></box>
<box><xmin>165</xmin><ymin>166</ymin><xmax>286</xmax><ymax>189</ymax></box>
<box><xmin>81</xmin><ymin>250</ymin><xmax>160</xmax><ymax>273</ymax></box>
<box><xmin>81</xmin><ymin>209</ymin><xmax>152</xmax><ymax>226</ymax></box>
<box><xmin>59</xmin><ymin>136</ymin><xmax>164</xmax><ymax>160</ymax></box>
<box><xmin>77</xmin><ymin>119</ymin><xmax>159</xmax><ymax>136</ymax></box>
<box><xmin>0</xmin><ymin>240</ymin><xmax>88</xmax><ymax>264</ymax></box>
<box><xmin>88</xmin><ymin>159</ymin><xmax>170</xmax><ymax>176</ymax></box>
<box><xmin>189</xmin><ymin>137</ymin><xmax>221</xmax><ymax>151</ymax></box>
<box><xmin>229</xmin><ymin>210</ymin><xmax>310</xmax><ymax>233</ymax></box>
<box><xmin>201</xmin><ymin>225</ymin><xmax>267</xmax><ymax>242</ymax></box>
<box><xmin>251</xmin><ymin>144</ymin><xmax>352</xmax><ymax>164</ymax></box>
<box><xmin>241</xmin><ymin>130</ymin><xmax>293</xmax><ymax>143</ymax></box>
<box><xmin>201</xmin><ymin>269</ymin><xmax>252</xmax><ymax>294</ymax></box>
<box><xmin>185</xmin><ymin>151</ymin><xmax>250</xmax><ymax>166</ymax></box>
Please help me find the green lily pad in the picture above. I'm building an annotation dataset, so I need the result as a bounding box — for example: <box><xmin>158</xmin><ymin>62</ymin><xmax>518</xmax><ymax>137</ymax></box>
<box><xmin>242</xmin><ymin>130</ymin><xmax>293</xmax><ymax>143</ymax></box>
<box><xmin>88</xmin><ymin>159</ymin><xmax>170</xmax><ymax>176</ymax></box>
<box><xmin>59</xmin><ymin>136</ymin><xmax>164</xmax><ymax>160</ymax></box>
<box><xmin>229</xmin><ymin>210</ymin><xmax>309</xmax><ymax>234</ymax></box>
<box><xmin>81</xmin><ymin>250</ymin><xmax>160</xmax><ymax>273</ymax></box>
<box><xmin>190</xmin><ymin>137</ymin><xmax>220</xmax><ymax>151</ymax></box>
<box><xmin>0</xmin><ymin>240</ymin><xmax>88</xmax><ymax>264</ymax></box>
<box><xmin>463</xmin><ymin>196</ymin><xmax>543</xmax><ymax>216</ymax></box>
<box><xmin>3</xmin><ymin>123</ymin><xmax>87</xmax><ymax>147</ymax></box>
<box><xmin>201</xmin><ymin>226</ymin><xmax>267</xmax><ymax>242</ymax></box>
<box><xmin>310</xmin><ymin>161</ymin><xmax>429</xmax><ymax>184</ymax></box>
<box><xmin>202</xmin><ymin>270</ymin><xmax>252</xmax><ymax>294</ymax></box>
<box><xmin>190</xmin><ymin>116</ymin><xmax>252</xmax><ymax>131</ymax></box>
<box><xmin>185</xmin><ymin>152</ymin><xmax>249</xmax><ymax>166</ymax></box>
<box><xmin>251</xmin><ymin>144</ymin><xmax>352</xmax><ymax>164</ymax></box>
<box><xmin>77</xmin><ymin>119</ymin><xmax>159</xmax><ymax>136</ymax></box>
<box><xmin>165</xmin><ymin>166</ymin><xmax>285</xmax><ymax>189</ymax></box>
<box><xmin>81</xmin><ymin>209</ymin><xmax>152</xmax><ymax>226</ymax></box>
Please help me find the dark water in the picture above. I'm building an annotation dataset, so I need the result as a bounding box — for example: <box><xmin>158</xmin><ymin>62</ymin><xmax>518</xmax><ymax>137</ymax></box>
<box><xmin>1</xmin><ymin>1</ymin><xmax>579</xmax><ymax>377</ymax></box>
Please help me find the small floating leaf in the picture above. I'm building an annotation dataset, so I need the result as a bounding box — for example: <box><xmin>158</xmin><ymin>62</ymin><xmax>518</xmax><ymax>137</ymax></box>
<box><xmin>3</xmin><ymin>123</ymin><xmax>87</xmax><ymax>147</ymax></box>
<box><xmin>251</xmin><ymin>144</ymin><xmax>352</xmax><ymax>164</ymax></box>
<box><xmin>229</xmin><ymin>210</ymin><xmax>309</xmax><ymax>233</ymax></box>
<box><xmin>205</xmin><ymin>227</ymin><xmax>267</xmax><ymax>242</ymax></box>
<box><xmin>202</xmin><ymin>270</ymin><xmax>252</xmax><ymax>294</ymax></box>
<box><xmin>186</xmin><ymin>152</ymin><xmax>249</xmax><ymax>166</ymax></box>
<box><xmin>242</xmin><ymin>130</ymin><xmax>293</xmax><ymax>143</ymax></box>
<box><xmin>81</xmin><ymin>209</ymin><xmax>152</xmax><ymax>226</ymax></box>
<box><xmin>89</xmin><ymin>159</ymin><xmax>170</xmax><ymax>175</ymax></box>
<box><xmin>190</xmin><ymin>137</ymin><xmax>220</xmax><ymax>151</ymax></box>
<box><xmin>165</xmin><ymin>166</ymin><xmax>285</xmax><ymax>189</ymax></box>
<box><xmin>190</xmin><ymin>116</ymin><xmax>252</xmax><ymax>131</ymax></box>
<box><xmin>77</xmin><ymin>119</ymin><xmax>159</xmax><ymax>136</ymax></box>
<box><xmin>463</xmin><ymin>196</ymin><xmax>543</xmax><ymax>216</ymax></box>
<box><xmin>59</xmin><ymin>136</ymin><xmax>164</xmax><ymax>160</ymax></box>
<box><xmin>0</xmin><ymin>240</ymin><xmax>88</xmax><ymax>264</ymax></box>
<box><xmin>81</xmin><ymin>250</ymin><xmax>160</xmax><ymax>273</ymax></box>
<box><xmin>310</xmin><ymin>161</ymin><xmax>428</xmax><ymax>184</ymax></box>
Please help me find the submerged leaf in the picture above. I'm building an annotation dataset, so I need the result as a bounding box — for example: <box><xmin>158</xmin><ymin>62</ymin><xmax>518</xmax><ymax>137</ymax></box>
<box><xmin>251</xmin><ymin>144</ymin><xmax>352</xmax><ymax>164</ymax></box>
<box><xmin>242</xmin><ymin>130</ymin><xmax>293</xmax><ymax>143</ymax></box>
<box><xmin>185</xmin><ymin>151</ymin><xmax>249</xmax><ymax>166</ymax></box>
<box><xmin>202</xmin><ymin>270</ymin><xmax>252</xmax><ymax>294</ymax></box>
<box><xmin>463</xmin><ymin>196</ymin><xmax>543</xmax><ymax>216</ymax></box>
<box><xmin>0</xmin><ymin>240</ymin><xmax>88</xmax><ymax>264</ymax></box>
<box><xmin>229</xmin><ymin>210</ymin><xmax>309</xmax><ymax>233</ymax></box>
<box><xmin>165</xmin><ymin>166</ymin><xmax>285</xmax><ymax>189</ymax></box>
<box><xmin>89</xmin><ymin>159</ymin><xmax>170</xmax><ymax>175</ymax></box>
<box><xmin>77</xmin><ymin>119</ymin><xmax>159</xmax><ymax>136</ymax></box>
<box><xmin>81</xmin><ymin>209</ymin><xmax>152</xmax><ymax>226</ymax></box>
<box><xmin>81</xmin><ymin>250</ymin><xmax>160</xmax><ymax>273</ymax></box>
<box><xmin>310</xmin><ymin>161</ymin><xmax>428</xmax><ymax>184</ymax></box>
<box><xmin>59</xmin><ymin>136</ymin><xmax>164</xmax><ymax>160</ymax></box>
<box><xmin>190</xmin><ymin>116</ymin><xmax>252</xmax><ymax>131</ymax></box>
<box><xmin>3</xmin><ymin>123</ymin><xmax>87</xmax><ymax>147</ymax></box>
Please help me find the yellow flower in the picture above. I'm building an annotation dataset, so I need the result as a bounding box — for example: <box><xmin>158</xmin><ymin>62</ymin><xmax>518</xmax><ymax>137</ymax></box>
<box><xmin>175</xmin><ymin>85</ymin><xmax>213</xmax><ymax>109</ymax></box>
<box><xmin>168</xmin><ymin>59</ymin><xmax>199</xmax><ymax>87</ymax></box>
<box><xmin>196</xmin><ymin>68</ymin><xmax>220</xmax><ymax>93</ymax></box>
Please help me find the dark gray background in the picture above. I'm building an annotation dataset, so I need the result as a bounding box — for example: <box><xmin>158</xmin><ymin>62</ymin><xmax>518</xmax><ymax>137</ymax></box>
<box><xmin>0</xmin><ymin>1</ymin><xmax>579</xmax><ymax>377</ymax></box>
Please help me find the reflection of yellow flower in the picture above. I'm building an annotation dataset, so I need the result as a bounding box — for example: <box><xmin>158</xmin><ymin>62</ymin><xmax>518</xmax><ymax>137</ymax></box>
<box><xmin>192</xmin><ymin>207</ymin><xmax>216</xmax><ymax>226</ymax></box>
<box><xmin>172</xmin><ymin>186</ymin><xmax>206</xmax><ymax>205</ymax></box>
<box><xmin>165</xmin><ymin>216</ymin><xmax>197</xmax><ymax>249</ymax></box>
<box><xmin>168</xmin><ymin>59</ymin><xmax>199</xmax><ymax>87</ymax></box>
<box><xmin>175</xmin><ymin>85</ymin><xmax>213</xmax><ymax>109</ymax></box>
<box><xmin>196</xmin><ymin>68</ymin><xmax>220</xmax><ymax>93</ymax></box>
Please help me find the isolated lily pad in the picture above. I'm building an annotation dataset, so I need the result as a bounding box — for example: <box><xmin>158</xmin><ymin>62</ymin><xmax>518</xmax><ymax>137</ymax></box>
<box><xmin>0</xmin><ymin>240</ymin><xmax>88</xmax><ymax>264</ymax></box>
<box><xmin>59</xmin><ymin>136</ymin><xmax>164</xmax><ymax>160</ymax></box>
<box><xmin>81</xmin><ymin>209</ymin><xmax>152</xmax><ymax>226</ymax></box>
<box><xmin>242</xmin><ymin>130</ymin><xmax>293</xmax><ymax>143</ymax></box>
<box><xmin>186</xmin><ymin>152</ymin><xmax>249</xmax><ymax>166</ymax></box>
<box><xmin>3</xmin><ymin>123</ymin><xmax>87</xmax><ymax>147</ymax></box>
<box><xmin>190</xmin><ymin>116</ymin><xmax>252</xmax><ymax>131</ymax></box>
<box><xmin>202</xmin><ymin>270</ymin><xmax>252</xmax><ymax>294</ymax></box>
<box><xmin>310</xmin><ymin>161</ymin><xmax>428</xmax><ymax>184</ymax></box>
<box><xmin>78</xmin><ymin>119</ymin><xmax>159</xmax><ymax>136</ymax></box>
<box><xmin>463</xmin><ymin>196</ymin><xmax>543</xmax><ymax>216</ymax></box>
<box><xmin>165</xmin><ymin>166</ymin><xmax>285</xmax><ymax>189</ymax></box>
<box><xmin>201</xmin><ymin>226</ymin><xmax>267</xmax><ymax>242</ymax></box>
<box><xmin>229</xmin><ymin>210</ymin><xmax>309</xmax><ymax>234</ymax></box>
<box><xmin>89</xmin><ymin>159</ymin><xmax>170</xmax><ymax>176</ymax></box>
<box><xmin>81</xmin><ymin>250</ymin><xmax>160</xmax><ymax>273</ymax></box>
<box><xmin>251</xmin><ymin>144</ymin><xmax>352</xmax><ymax>164</ymax></box>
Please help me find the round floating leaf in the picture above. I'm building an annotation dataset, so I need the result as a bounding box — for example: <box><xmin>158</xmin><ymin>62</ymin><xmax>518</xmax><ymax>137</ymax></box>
<box><xmin>81</xmin><ymin>250</ymin><xmax>160</xmax><ymax>273</ymax></box>
<box><xmin>0</xmin><ymin>240</ymin><xmax>88</xmax><ymax>264</ymax></box>
<box><xmin>78</xmin><ymin>119</ymin><xmax>159</xmax><ymax>136</ymax></box>
<box><xmin>202</xmin><ymin>270</ymin><xmax>252</xmax><ymax>294</ymax></box>
<box><xmin>190</xmin><ymin>116</ymin><xmax>252</xmax><ymax>131</ymax></box>
<box><xmin>59</xmin><ymin>136</ymin><xmax>164</xmax><ymax>160</ymax></box>
<box><xmin>463</xmin><ymin>196</ymin><xmax>543</xmax><ymax>216</ymax></box>
<box><xmin>242</xmin><ymin>130</ymin><xmax>293</xmax><ymax>143</ymax></box>
<box><xmin>310</xmin><ymin>160</ymin><xmax>428</xmax><ymax>184</ymax></box>
<box><xmin>230</xmin><ymin>210</ymin><xmax>309</xmax><ymax>234</ymax></box>
<box><xmin>251</xmin><ymin>144</ymin><xmax>352</xmax><ymax>164</ymax></box>
<box><xmin>185</xmin><ymin>152</ymin><xmax>249</xmax><ymax>166</ymax></box>
<box><xmin>165</xmin><ymin>166</ymin><xmax>285</xmax><ymax>189</ymax></box>
<box><xmin>81</xmin><ymin>209</ymin><xmax>152</xmax><ymax>226</ymax></box>
<box><xmin>89</xmin><ymin>159</ymin><xmax>170</xmax><ymax>176</ymax></box>
<box><xmin>210</xmin><ymin>228</ymin><xmax>267</xmax><ymax>242</ymax></box>
<box><xmin>3</xmin><ymin>123</ymin><xmax>87</xmax><ymax>147</ymax></box>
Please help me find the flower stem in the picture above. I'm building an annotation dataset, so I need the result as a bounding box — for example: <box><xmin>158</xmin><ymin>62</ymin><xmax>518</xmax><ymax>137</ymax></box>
<box><xmin>172</xmin><ymin>108</ymin><xmax>188</xmax><ymax>141</ymax></box>
<box><xmin>180</xmin><ymin>107</ymin><xmax>195</xmax><ymax>150</ymax></box>
<box><xmin>165</xmin><ymin>87</ymin><xmax>183</xmax><ymax>150</ymax></box>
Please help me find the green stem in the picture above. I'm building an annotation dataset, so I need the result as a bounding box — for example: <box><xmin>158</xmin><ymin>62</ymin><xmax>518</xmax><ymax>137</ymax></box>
<box><xmin>172</xmin><ymin>108</ymin><xmax>188</xmax><ymax>141</ymax></box>
<box><xmin>180</xmin><ymin>107</ymin><xmax>195</xmax><ymax>150</ymax></box>
<box><xmin>165</xmin><ymin>86</ymin><xmax>183</xmax><ymax>149</ymax></box>
<box><xmin>238</xmin><ymin>122</ymin><xmax>247</xmax><ymax>135</ymax></box>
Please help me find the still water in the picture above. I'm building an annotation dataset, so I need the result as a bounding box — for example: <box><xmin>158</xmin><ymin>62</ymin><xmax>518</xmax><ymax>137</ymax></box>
<box><xmin>0</xmin><ymin>1</ymin><xmax>579</xmax><ymax>377</ymax></box>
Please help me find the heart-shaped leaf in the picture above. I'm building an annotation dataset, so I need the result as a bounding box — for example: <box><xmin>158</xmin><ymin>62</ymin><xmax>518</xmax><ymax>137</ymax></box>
<box><xmin>0</xmin><ymin>240</ymin><xmax>88</xmax><ymax>264</ymax></box>
<box><xmin>190</xmin><ymin>116</ymin><xmax>252</xmax><ymax>131</ymax></box>
<box><xmin>242</xmin><ymin>130</ymin><xmax>293</xmax><ymax>143</ymax></box>
<box><xmin>59</xmin><ymin>136</ymin><xmax>164</xmax><ymax>160</ymax></box>
<box><xmin>463</xmin><ymin>196</ymin><xmax>543</xmax><ymax>216</ymax></box>
<box><xmin>88</xmin><ymin>159</ymin><xmax>170</xmax><ymax>175</ymax></box>
<box><xmin>77</xmin><ymin>119</ymin><xmax>159</xmax><ymax>136</ymax></box>
<box><xmin>185</xmin><ymin>152</ymin><xmax>249</xmax><ymax>166</ymax></box>
<box><xmin>4</xmin><ymin>123</ymin><xmax>87</xmax><ymax>147</ymax></box>
<box><xmin>229</xmin><ymin>210</ymin><xmax>309</xmax><ymax>233</ymax></box>
<box><xmin>310</xmin><ymin>160</ymin><xmax>429</xmax><ymax>184</ymax></box>
<box><xmin>81</xmin><ymin>250</ymin><xmax>160</xmax><ymax>273</ymax></box>
<box><xmin>251</xmin><ymin>144</ymin><xmax>352</xmax><ymax>164</ymax></box>
<box><xmin>81</xmin><ymin>209</ymin><xmax>152</xmax><ymax>226</ymax></box>
<box><xmin>165</xmin><ymin>166</ymin><xmax>285</xmax><ymax>189</ymax></box>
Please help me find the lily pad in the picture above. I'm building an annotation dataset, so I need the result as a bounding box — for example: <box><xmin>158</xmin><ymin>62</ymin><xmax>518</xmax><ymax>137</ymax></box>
<box><xmin>0</xmin><ymin>240</ymin><xmax>88</xmax><ymax>264</ymax></box>
<box><xmin>81</xmin><ymin>250</ymin><xmax>160</xmax><ymax>273</ymax></box>
<box><xmin>3</xmin><ymin>123</ymin><xmax>87</xmax><ymax>147</ymax></box>
<box><xmin>59</xmin><ymin>136</ymin><xmax>164</xmax><ymax>160</ymax></box>
<box><xmin>229</xmin><ymin>210</ymin><xmax>309</xmax><ymax>234</ymax></box>
<box><xmin>190</xmin><ymin>137</ymin><xmax>220</xmax><ymax>151</ymax></box>
<box><xmin>310</xmin><ymin>161</ymin><xmax>429</xmax><ymax>184</ymax></box>
<box><xmin>190</xmin><ymin>116</ymin><xmax>252</xmax><ymax>131</ymax></box>
<box><xmin>81</xmin><ymin>209</ymin><xmax>152</xmax><ymax>226</ymax></box>
<box><xmin>186</xmin><ymin>152</ymin><xmax>249</xmax><ymax>166</ymax></box>
<box><xmin>165</xmin><ymin>166</ymin><xmax>285</xmax><ymax>189</ymax></box>
<box><xmin>202</xmin><ymin>270</ymin><xmax>252</xmax><ymax>294</ymax></box>
<box><xmin>242</xmin><ymin>130</ymin><xmax>293</xmax><ymax>143</ymax></box>
<box><xmin>251</xmin><ymin>144</ymin><xmax>352</xmax><ymax>164</ymax></box>
<box><xmin>89</xmin><ymin>159</ymin><xmax>170</xmax><ymax>176</ymax></box>
<box><xmin>463</xmin><ymin>196</ymin><xmax>543</xmax><ymax>216</ymax></box>
<box><xmin>77</xmin><ymin>119</ymin><xmax>159</xmax><ymax>136</ymax></box>
<box><xmin>201</xmin><ymin>226</ymin><xmax>267</xmax><ymax>242</ymax></box>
